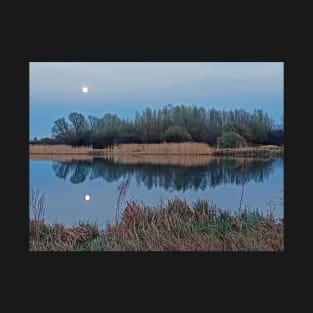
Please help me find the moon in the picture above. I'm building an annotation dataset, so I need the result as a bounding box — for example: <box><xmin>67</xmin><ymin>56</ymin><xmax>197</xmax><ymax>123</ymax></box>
<box><xmin>84</xmin><ymin>194</ymin><xmax>91</xmax><ymax>201</ymax></box>
<box><xmin>82</xmin><ymin>86</ymin><xmax>88</xmax><ymax>93</ymax></box>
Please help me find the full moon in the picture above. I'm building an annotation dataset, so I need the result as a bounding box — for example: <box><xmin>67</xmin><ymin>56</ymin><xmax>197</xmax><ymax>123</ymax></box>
<box><xmin>84</xmin><ymin>194</ymin><xmax>91</xmax><ymax>201</ymax></box>
<box><xmin>82</xmin><ymin>86</ymin><xmax>88</xmax><ymax>93</ymax></box>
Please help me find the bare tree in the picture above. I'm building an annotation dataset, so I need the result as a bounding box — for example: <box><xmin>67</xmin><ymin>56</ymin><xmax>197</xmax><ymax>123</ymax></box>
<box><xmin>68</xmin><ymin>112</ymin><xmax>88</xmax><ymax>135</ymax></box>
<box><xmin>51</xmin><ymin>117</ymin><xmax>69</xmax><ymax>137</ymax></box>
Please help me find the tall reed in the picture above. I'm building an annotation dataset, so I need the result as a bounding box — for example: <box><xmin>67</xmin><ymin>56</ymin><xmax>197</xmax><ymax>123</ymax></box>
<box><xmin>30</xmin><ymin>189</ymin><xmax>46</xmax><ymax>223</ymax></box>
<box><xmin>115</xmin><ymin>177</ymin><xmax>131</xmax><ymax>221</ymax></box>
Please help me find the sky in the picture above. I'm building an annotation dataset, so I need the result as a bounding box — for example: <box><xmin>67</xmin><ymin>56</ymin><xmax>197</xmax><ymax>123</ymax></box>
<box><xmin>29</xmin><ymin>62</ymin><xmax>284</xmax><ymax>139</ymax></box>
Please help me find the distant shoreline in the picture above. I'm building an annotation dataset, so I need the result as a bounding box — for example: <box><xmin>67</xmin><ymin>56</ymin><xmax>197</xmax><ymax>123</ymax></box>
<box><xmin>29</xmin><ymin>143</ymin><xmax>283</xmax><ymax>159</ymax></box>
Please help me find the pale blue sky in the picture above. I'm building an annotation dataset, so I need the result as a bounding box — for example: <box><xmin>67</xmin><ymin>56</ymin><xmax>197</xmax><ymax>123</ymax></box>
<box><xmin>29</xmin><ymin>62</ymin><xmax>284</xmax><ymax>139</ymax></box>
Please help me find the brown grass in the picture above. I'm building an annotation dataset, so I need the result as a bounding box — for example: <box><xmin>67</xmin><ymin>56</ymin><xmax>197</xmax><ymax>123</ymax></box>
<box><xmin>30</xmin><ymin>198</ymin><xmax>284</xmax><ymax>252</ymax></box>
<box><xmin>29</xmin><ymin>222</ymin><xmax>100</xmax><ymax>251</ymax></box>
<box><xmin>29</xmin><ymin>143</ymin><xmax>283</xmax><ymax>160</ymax></box>
<box><xmin>29</xmin><ymin>143</ymin><xmax>214</xmax><ymax>155</ymax></box>
<box><xmin>30</xmin><ymin>144</ymin><xmax>95</xmax><ymax>155</ymax></box>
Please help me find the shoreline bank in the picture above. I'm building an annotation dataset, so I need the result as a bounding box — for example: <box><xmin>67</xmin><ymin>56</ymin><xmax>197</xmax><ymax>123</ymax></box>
<box><xmin>30</xmin><ymin>143</ymin><xmax>283</xmax><ymax>159</ymax></box>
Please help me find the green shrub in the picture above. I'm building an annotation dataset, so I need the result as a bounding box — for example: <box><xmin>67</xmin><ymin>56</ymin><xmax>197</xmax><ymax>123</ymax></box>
<box><xmin>162</xmin><ymin>126</ymin><xmax>192</xmax><ymax>143</ymax></box>
<box><xmin>217</xmin><ymin>131</ymin><xmax>246</xmax><ymax>148</ymax></box>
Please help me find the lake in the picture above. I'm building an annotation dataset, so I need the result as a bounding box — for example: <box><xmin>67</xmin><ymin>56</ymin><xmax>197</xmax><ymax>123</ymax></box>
<box><xmin>29</xmin><ymin>156</ymin><xmax>284</xmax><ymax>227</ymax></box>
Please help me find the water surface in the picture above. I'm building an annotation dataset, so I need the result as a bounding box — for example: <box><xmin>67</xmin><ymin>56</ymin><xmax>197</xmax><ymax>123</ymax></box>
<box><xmin>29</xmin><ymin>156</ymin><xmax>284</xmax><ymax>227</ymax></box>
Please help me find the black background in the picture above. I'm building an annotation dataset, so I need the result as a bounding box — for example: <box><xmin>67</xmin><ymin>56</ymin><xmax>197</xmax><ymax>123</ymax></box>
<box><xmin>3</xmin><ymin>4</ymin><xmax>305</xmax><ymax>309</ymax></box>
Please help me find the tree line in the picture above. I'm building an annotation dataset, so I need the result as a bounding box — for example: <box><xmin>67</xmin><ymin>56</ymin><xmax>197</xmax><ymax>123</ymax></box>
<box><xmin>31</xmin><ymin>104</ymin><xmax>284</xmax><ymax>148</ymax></box>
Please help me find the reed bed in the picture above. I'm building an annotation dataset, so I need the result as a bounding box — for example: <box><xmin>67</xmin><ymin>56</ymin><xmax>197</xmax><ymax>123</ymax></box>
<box><xmin>29</xmin><ymin>144</ymin><xmax>96</xmax><ymax>155</ymax></box>
<box><xmin>30</xmin><ymin>198</ymin><xmax>283</xmax><ymax>251</ymax></box>
<box><xmin>29</xmin><ymin>143</ymin><xmax>283</xmax><ymax>159</ymax></box>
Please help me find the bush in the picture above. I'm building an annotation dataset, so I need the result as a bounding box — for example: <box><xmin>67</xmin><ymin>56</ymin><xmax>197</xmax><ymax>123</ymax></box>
<box><xmin>91</xmin><ymin>138</ymin><xmax>105</xmax><ymax>149</ymax></box>
<box><xmin>217</xmin><ymin>131</ymin><xmax>246</xmax><ymax>148</ymax></box>
<box><xmin>266</xmin><ymin>129</ymin><xmax>284</xmax><ymax>146</ymax></box>
<box><xmin>90</xmin><ymin>133</ymin><xmax>112</xmax><ymax>149</ymax></box>
<box><xmin>98</xmin><ymin>128</ymin><xmax>120</xmax><ymax>147</ymax></box>
<box><xmin>115</xmin><ymin>132</ymin><xmax>142</xmax><ymax>144</ymax></box>
<box><xmin>162</xmin><ymin>126</ymin><xmax>192</xmax><ymax>143</ymax></box>
<box><xmin>223</xmin><ymin>122</ymin><xmax>252</xmax><ymax>142</ymax></box>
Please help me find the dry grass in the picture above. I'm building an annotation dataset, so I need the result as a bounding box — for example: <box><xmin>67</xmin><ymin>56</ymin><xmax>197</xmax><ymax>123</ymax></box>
<box><xmin>29</xmin><ymin>144</ymin><xmax>95</xmax><ymax>155</ymax></box>
<box><xmin>104</xmin><ymin>143</ymin><xmax>215</xmax><ymax>155</ymax></box>
<box><xmin>30</xmin><ymin>198</ymin><xmax>284</xmax><ymax>252</ymax></box>
<box><xmin>29</xmin><ymin>143</ymin><xmax>214</xmax><ymax>156</ymax></box>
<box><xmin>29</xmin><ymin>143</ymin><xmax>283</xmax><ymax>160</ymax></box>
<box><xmin>29</xmin><ymin>222</ymin><xmax>100</xmax><ymax>251</ymax></box>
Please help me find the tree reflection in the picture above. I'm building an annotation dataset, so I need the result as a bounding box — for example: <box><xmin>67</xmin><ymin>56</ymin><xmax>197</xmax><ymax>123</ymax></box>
<box><xmin>52</xmin><ymin>162</ymin><xmax>71</xmax><ymax>179</ymax></box>
<box><xmin>69</xmin><ymin>162</ymin><xmax>91</xmax><ymax>184</ymax></box>
<box><xmin>52</xmin><ymin>161</ymin><xmax>91</xmax><ymax>184</ymax></box>
<box><xmin>52</xmin><ymin>158</ymin><xmax>282</xmax><ymax>190</ymax></box>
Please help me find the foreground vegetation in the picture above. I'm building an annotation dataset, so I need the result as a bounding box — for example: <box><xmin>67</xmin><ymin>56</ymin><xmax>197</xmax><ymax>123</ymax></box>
<box><xmin>30</xmin><ymin>198</ymin><xmax>283</xmax><ymax>251</ymax></box>
<box><xmin>30</xmin><ymin>104</ymin><xmax>284</xmax><ymax>148</ymax></box>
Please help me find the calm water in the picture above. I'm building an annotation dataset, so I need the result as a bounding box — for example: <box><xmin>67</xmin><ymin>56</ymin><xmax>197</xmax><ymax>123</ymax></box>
<box><xmin>29</xmin><ymin>157</ymin><xmax>284</xmax><ymax>227</ymax></box>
